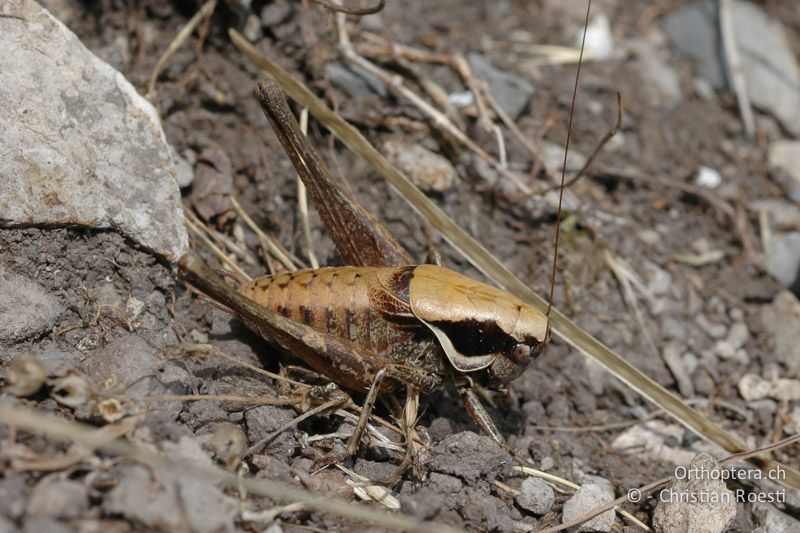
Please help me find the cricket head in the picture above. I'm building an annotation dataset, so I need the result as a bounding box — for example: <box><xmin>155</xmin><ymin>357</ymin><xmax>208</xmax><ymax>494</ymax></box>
<box><xmin>408</xmin><ymin>265</ymin><xmax>549</xmax><ymax>387</ymax></box>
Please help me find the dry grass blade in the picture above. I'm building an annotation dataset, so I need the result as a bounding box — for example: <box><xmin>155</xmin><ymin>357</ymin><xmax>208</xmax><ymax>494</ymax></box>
<box><xmin>147</xmin><ymin>0</ymin><xmax>218</xmax><ymax>99</ymax></box>
<box><xmin>0</xmin><ymin>403</ymin><xmax>462</xmax><ymax>533</ymax></box>
<box><xmin>229</xmin><ymin>28</ymin><xmax>800</xmax><ymax>489</ymax></box>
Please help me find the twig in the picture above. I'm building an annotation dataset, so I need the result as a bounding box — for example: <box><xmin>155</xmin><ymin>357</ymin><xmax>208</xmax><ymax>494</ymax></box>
<box><xmin>719</xmin><ymin>0</ymin><xmax>756</xmax><ymax>139</ymax></box>
<box><xmin>184</xmin><ymin>211</ymin><xmax>251</xmax><ymax>281</ymax></box>
<box><xmin>478</xmin><ymin>79</ymin><xmax>552</xmax><ymax>179</ymax></box>
<box><xmin>229</xmin><ymin>197</ymin><xmax>302</xmax><ymax>272</ymax></box>
<box><xmin>334</xmin><ymin>12</ymin><xmax>533</xmax><ymax>193</ymax></box>
<box><xmin>298</xmin><ymin>108</ymin><xmax>321</xmax><ymax>268</ymax></box>
<box><xmin>244</xmin><ymin>397</ymin><xmax>345</xmax><ymax>459</ymax></box>
<box><xmin>0</xmin><ymin>404</ymin><xmax>461</xmax><ymax>533</ymax></box>
<box><xmin>553</xmin><ymin>91</ymin><xmax>623</xmax><ymax>191</ymax></box>
<box><xmin>451</xmin><ymin>53</ymin><xmax>493</xmax><ymax>132</ymax></box>
<box><xmin>147</xmin><ymin>0</ymin><xmax>218</xmax><ymax>99</ymax></box>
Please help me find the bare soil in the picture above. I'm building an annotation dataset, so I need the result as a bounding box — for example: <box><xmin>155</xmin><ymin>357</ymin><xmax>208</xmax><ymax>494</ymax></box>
<box><xmin>2</xmin><ymin>1</ymin><xmax>799</xmax><ymax>531</ymax></box>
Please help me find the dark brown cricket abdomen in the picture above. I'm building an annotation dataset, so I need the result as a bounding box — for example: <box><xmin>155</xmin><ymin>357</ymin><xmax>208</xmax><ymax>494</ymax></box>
<box><xmin>239</xmin><ymin>266</ymin><xmax>433</xmax><ymax>366</ymax></box>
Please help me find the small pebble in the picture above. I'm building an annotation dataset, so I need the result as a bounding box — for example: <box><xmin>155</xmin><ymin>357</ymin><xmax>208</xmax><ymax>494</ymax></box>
<box><xmin>561</xmin><ymin>477</ymin><xmax>615</xmax><ymax>532</ymax></box>
<box><xmin>738</xmin><ymin>373</ymin><xmax>772</xmax><ymax>401</ymax></box>
<box><xmin>515</xmin><ymin>477</ymin><xmax>554</xmax><ymax>515</ymax></box>
<box><xmin>695</xmin><ymin>166</ymin><xmax>722</xmax><ymax>189</ymax></box>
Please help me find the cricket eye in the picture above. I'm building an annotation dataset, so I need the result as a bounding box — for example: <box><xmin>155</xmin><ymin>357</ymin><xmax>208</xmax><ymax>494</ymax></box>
<box><xmin>510</xmin><ymin>343</ymin><xmax>531</xmax><ymax>365</ymax></box>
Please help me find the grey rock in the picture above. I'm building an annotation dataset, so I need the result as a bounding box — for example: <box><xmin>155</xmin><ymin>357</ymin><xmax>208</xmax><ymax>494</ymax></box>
<box><xmin>170</xmin><ymin>145</ymin><xmax>195</xmax><ymax>188</ymax></box>
<box><xmin>542</xmin><ymin>141</ymin><xmax>587</xmax><ymax>175</ymax></box>
<box><xmin>769</xmin><ymin>141</ymin><xmax>800</xmax><ymax>203</ymax></box>
<box><xmin>664</xmin><ymin>0</ymin><xmax>800</xmax><ymax>137</ymax></box>
<box><xmin>0</xmin><ymin>476</ymin><xmax>27</xmax><ymax>519</ymax></box>
<box><xmin>427</xmin><ymin>472</ymin><xmax>462</xmax><ymax>494</ymax></box>
<box><xmin>26</xmin><ymin>479</ymin><xmax>88</xmax><ymax>519</ymax></box>
<box><xmin>695</xmin><ymin>315</ymin><xmax>727</xmax><ymax>339</ymax></box>
<box><xmin>428</xmin><ymin>431</ymin><xmax>512</xmax><ymax>484</ymax></box>
<box><xmin>652</xmin><ymin>453</ymin><xmax>736</xmax><ymax>533</ymax></box>
<box><xmin>261</xmin><ymin>2</ymin><xmax>292</xmax><ymax>27</ymax></box>
<box><xmin>78</xmin><ymin>335</ymin><xmax>190</xmax><ymax>415</ymax></box>
<box><xmin>325</xmin><ymin>61</ymin><xmax>386</xmax><ymax>100</ymax></box>
<box><xmin>631</xmin><ymin>39</ymin><xmax>682</xmax><ymax>109</ymax></box>
<box><xmin>384</xmin><ymin>141</ymin><xmax>457</xmax><ymax>193</ymax></box>
<box><xmin>761</xmin><ymin>290</ymin><xmax>800</xmax><ymax>372</ymax></box>
<box><xmin>644</xmin><ymin>261</ymin><xmax>672</xmax><ymax>297</ymax></box>
<box><xmin>0</xmin><ymin>268</ymin><xmax>63</xmax><ymax>345</ymax></box>
<box><xmin>516</xmin><ymin>476</ymin><xmax>554</xmax><ymax>515</ymax></box>
<box><xmin>752</xmin><ymin>502</ymin><xmax>800</xmax><ymax>533</ymax></box>
<box><xmin>190</xmin><ymin>145</ymin><xmax>234</xmax><ymax>221</ymax></box>
<box><xmin>22</xmin><ymin>517</ymin><xmax>71</xmax><ymax>533</ymax></box>
<box><xmin>0</xmin><ymin>514</ymin><xmax>15</xmax><ymax>533</ymax></box>
<box><xmin>765</xmin><ymin>232</ymin><xmax>800</xmax><ymax>286</ymax></box>
<box><xmin>0</xmin><ymin>0</ymin><xmax>187</xmax><ymax>261</ymax></box>
<box><xmin>738</xmin><ymin>373</ymin><xmax>772</xmax><ymax>401</ymax></box>
<box><xmin>750</xmin><ymin>198</ymin><xmax>800</xmax><ymax>230</ymax></box>
<box><xmin>244</xmin><ymin>405</ymin><xmax>296</xmax><ymax>460</ymax></box>
<box><xmin>663</xmin><ymin>1</ymin><xmax>725</xmax><ymax>87</ymax></box>
<box><xmin>468</xmin><ymin>53</ymin><xmax>534</xmax><ymax>120</ymax></box>
<box><xmin>561</xmin><ymin>476</ymin><xmax>615</xmax><ymax>532</ymax></box>
<box><xmin>103</xmin><ymin>465</ymin><xmax>237</xmax><ymax>533</ymax></box>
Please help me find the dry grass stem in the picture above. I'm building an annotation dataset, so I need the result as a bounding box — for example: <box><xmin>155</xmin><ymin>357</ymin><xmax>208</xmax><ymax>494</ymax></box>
<box><xmin>147</xmin><ymin>0</ymin><xmax>218</xmax><ymax>99</ymax></box>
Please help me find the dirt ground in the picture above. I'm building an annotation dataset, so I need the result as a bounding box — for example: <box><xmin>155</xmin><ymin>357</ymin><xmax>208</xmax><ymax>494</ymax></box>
<box><xmin>2</xmin><ymin>0</ymin><xmax>800</xmax><ymax>531</ymax></box>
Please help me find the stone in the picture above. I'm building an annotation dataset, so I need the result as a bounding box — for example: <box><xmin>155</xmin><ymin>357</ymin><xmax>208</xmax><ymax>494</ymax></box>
<box><xmin>769</xmin><ymin>141</ymin><xmax>800</xmax><ymax>203</ymax></box>
<box><xmin>695</xmin><ymin>166</ymin><xmax>722</xmax><ymax>189</ymax></box>
<box><xmin>468</xmin><ymin>53</ymin><xmax>534</xmax><ymax>120</ymax></box>
<box><xmin>0</xmin><ymin>267</ymin><xmax>63</xmax><ymax>345</ymax></box>
<box><xmin>752</xmin><ymin>502</ymin><xmax>800</xmax><ymax>533</ymax></box>
<box><xmin>190</xmin><ymin>145</ymin><xmax>234</xmax><ymax>222</ymax></box>
<box><xmin>765</xmin><ymin>232</ymin><xmax>800</xmax><ymax>286</ymax></box>
<box><xmin>663</xmin><ymin>0</ymin><xmax>800</xmax><ymax>137</ymax></box>
<box><xmin>581</xmin><ymin>14</ymin><xmax>615</xmax><ymax>60</ymax></box>
<box><xmin>26</xmin><ymin>479</ymin><xmax>88</xmax><ymax>519</ymax></box>
<box><xmin>383</xmin><ymin>141</ymin><xmax>457</xmax><ymax>193</ymax></box>
<box><xmin>260</xmin><ymin>2</ymin><xmax>292</xmax><ymax>27</ymax></box>
<box><xmin>652</xmin><ymin>453</ymin><xmax>736</xmax><ymax>533</ymax></box>
<box><xmin>631</xmin><ymin>39</ymin><xmax>682</xmax><ymax>109</ymax></box>
<box><xmin>561</xmin><ymin>477</ymin><xmax>615</xmax><ymax>532</ymax></box>
<box><xmin>769</xmin><ymin>379</ymin><xmax>800</xmax><ymax>401</ymax></box>
<box><xmin>103</xmin><ymin>465</ymin><xmax>237</xmax><ymax>533</ymax></box>
<box><xmin>428</xmin><ymin>431</ymin><xmax>512</xmax><ymax>484</ymax></box>
<box><xmin>0</xmin><ymin>0</ymin><xmax>187</xmax><ymax>261</ymax></box>
<box><xmin>325</xmin><ymin>61</ymin><xmax>386</xmax><ymax>100</ymax></box>
<box><xmin>244</xmin><ymin>405</ymin><xmax>296</xmax><ymax>460</ymax></box>
<box><xmin>516</xmin><ymin>476</ymin><xmax>554</xmax><ymax>515</ymax></box>
<box><xmin>760</xmin><ymin>290</ymin><xmax>800</xmax><ymax>372</ymax></box>
<box><xmin>750</xmin><ymin>198</ymin><xmax>800</xmax><ymax>230</ymax></box>
<box><xmin>738</xmin><ymin>373</ymin><xmax>772</xmax><ymax>402</ymax></box>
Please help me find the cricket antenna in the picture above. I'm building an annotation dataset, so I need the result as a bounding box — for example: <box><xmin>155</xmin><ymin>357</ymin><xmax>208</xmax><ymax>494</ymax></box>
<box><xmin>545</xmin><ymin>0</ymin><xmax>592</xmax><ymax>330</ymax></box>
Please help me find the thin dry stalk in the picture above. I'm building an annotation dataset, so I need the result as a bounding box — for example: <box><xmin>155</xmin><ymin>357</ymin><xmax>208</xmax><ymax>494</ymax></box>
<box><xmin>334</xmin><ymin>13</ymin><xmax>532</xmax><ymax>193</ymax></box>
<box><xmin>229</xmin><ymin>197</ymin><xmax>302</xmax><ymax>272</ymax></box>
<box><xmin>147</xmin><ymin>0</ymin><xmax>218</xmax><ymax>99</ymax></box>
<box><xmin>0</xmin><ymin>404</ymin><xmax>460</xmax><ymax>533</ymax></box>
<box><xmin>298</xmin><ymin>108</ymin><xmax>321</xmax><ymax>268</ymax></box>
<box><xmin>184</xmin><ymin>212</ymin><xmax>251</xmax><ymax>281</ymax></box>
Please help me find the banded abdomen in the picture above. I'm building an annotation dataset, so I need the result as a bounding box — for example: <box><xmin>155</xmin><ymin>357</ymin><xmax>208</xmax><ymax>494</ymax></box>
<box><xmin>239</xmin><ymin>266</ymin><xmax>439</xmax><ymax>371</ymax></box>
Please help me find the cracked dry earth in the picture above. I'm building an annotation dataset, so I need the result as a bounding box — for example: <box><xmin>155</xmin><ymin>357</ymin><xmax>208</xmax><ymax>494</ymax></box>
<box><xmin>2</xmin><ymin>1</ymin><xmax>800</xmax><ymax>532</ymax></box>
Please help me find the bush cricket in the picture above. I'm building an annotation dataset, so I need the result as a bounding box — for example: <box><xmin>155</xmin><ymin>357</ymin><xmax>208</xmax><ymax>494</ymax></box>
<box><xmin>179</xmin><ymin>7</ymin><xmax>589</xmax><ymax>473</ymax></box>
